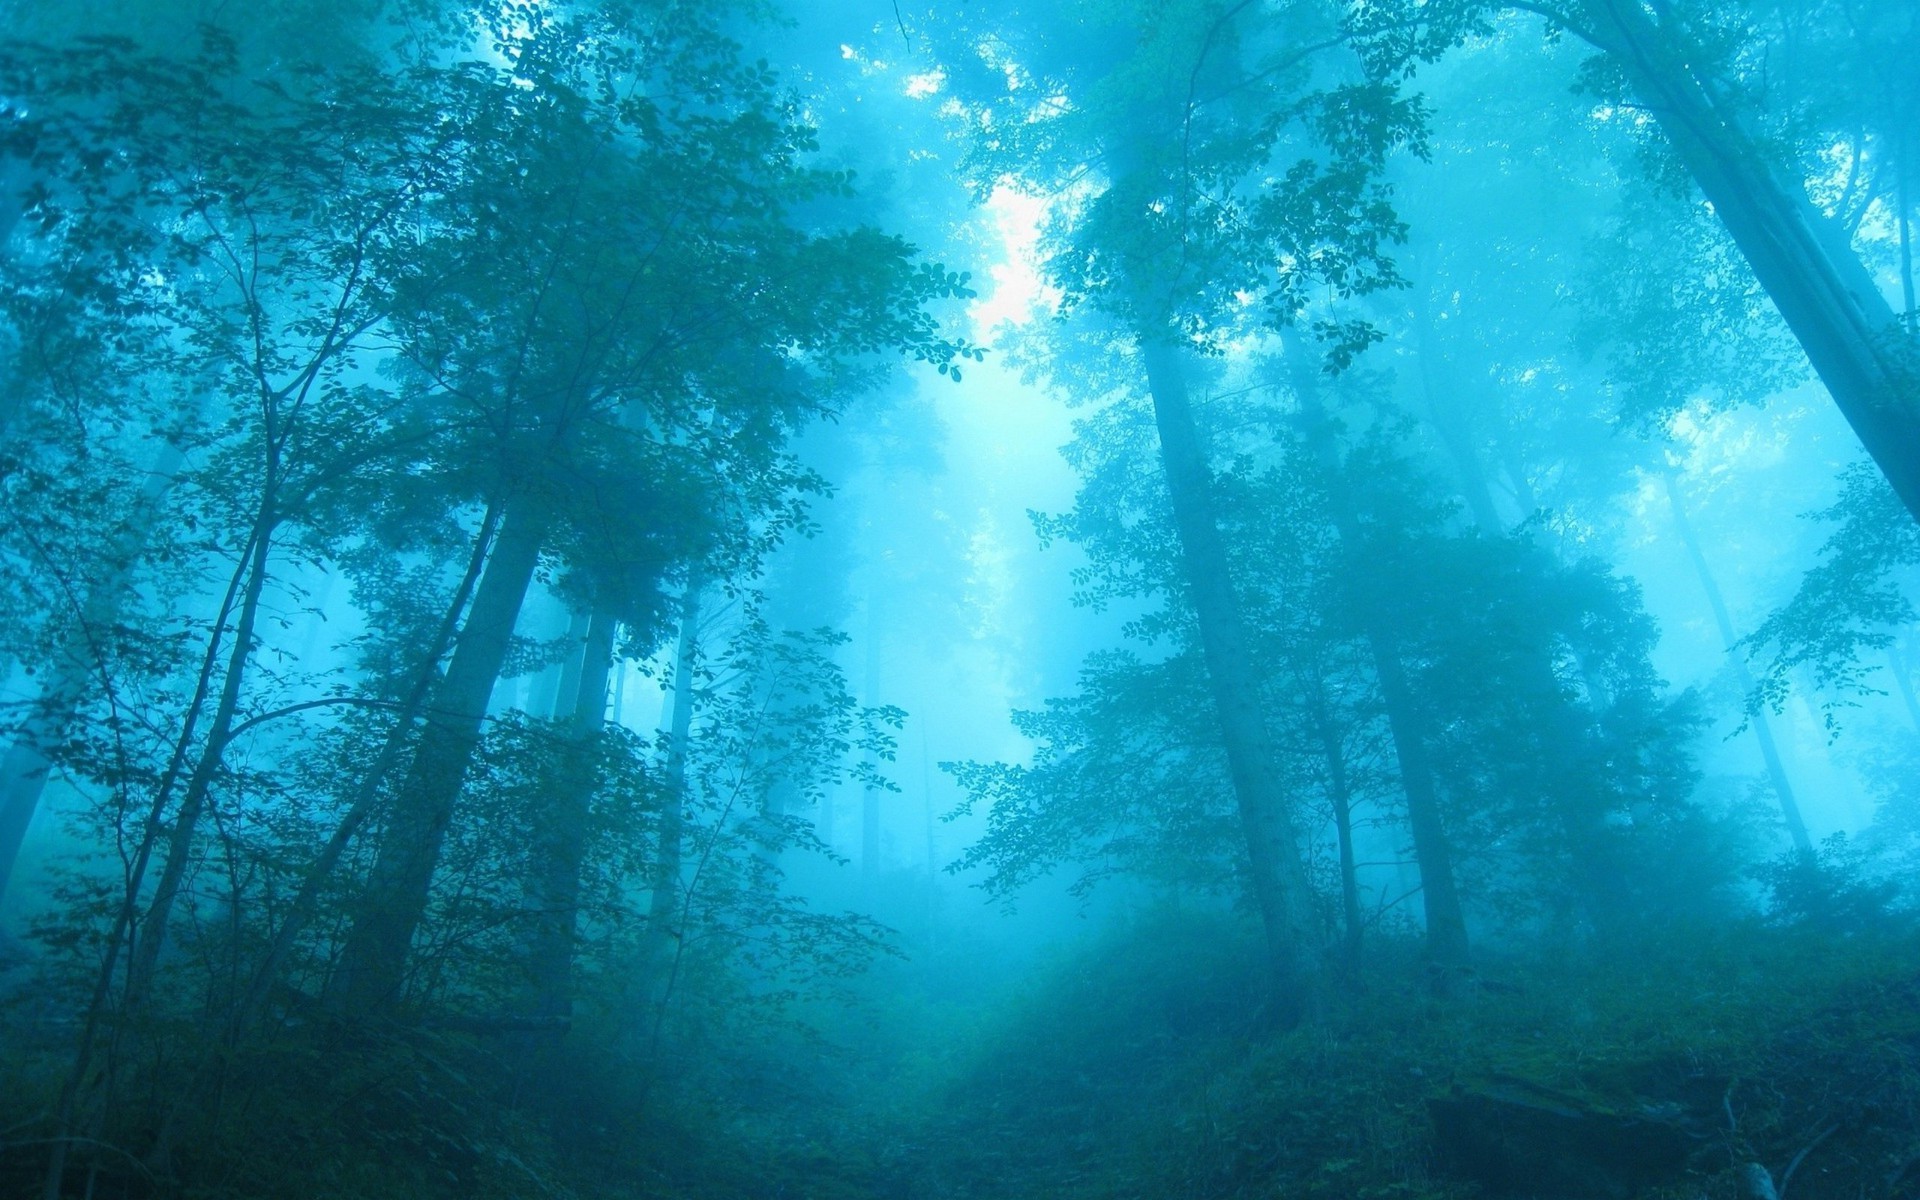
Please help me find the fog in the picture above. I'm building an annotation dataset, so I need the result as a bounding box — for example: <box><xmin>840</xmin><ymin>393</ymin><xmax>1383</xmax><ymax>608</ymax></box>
<box><xmin>1</xmin><ymin>1</ymin><xmax>1917</xmax><ymax>1198</ymax></box>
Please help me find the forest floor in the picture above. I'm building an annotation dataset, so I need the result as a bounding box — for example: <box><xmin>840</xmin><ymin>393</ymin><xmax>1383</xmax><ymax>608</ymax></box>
<box><xmin>3</xmin><ymin>909</ymin><xmax>1918</xmax><ymax>1199</ymax></box>
<box><xmin>788</xmin><ymin>910</ymin><xmax>1920</xmax><ymax>1200</ymax></box>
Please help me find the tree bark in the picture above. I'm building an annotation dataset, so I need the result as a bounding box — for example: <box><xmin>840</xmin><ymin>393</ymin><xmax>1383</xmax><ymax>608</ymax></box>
<box><xmin>1562</xmin><ymin>0</ymin><xmax>1920</xmax><ymax>524</ymax></box>
<box><xmin>331</xmin><ymin>504</ymin><xmax>547</xmax><ymax>1012</ymax></box>
<box><xmin>1140</xmin><ymin>337</ymin><xmax>1320</xmax><ymax>1025</ymax></box>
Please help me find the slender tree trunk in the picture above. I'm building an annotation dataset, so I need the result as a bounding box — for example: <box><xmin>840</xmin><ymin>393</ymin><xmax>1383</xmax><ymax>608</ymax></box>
<box><xmin>922</xmin><ymin>728</ymin><xmax>939</xmax><ymax>955</ymax></box>
<box><xmin>1366</xmin><ymin>635</ymin><xmax>1471</xmax><ymax>976</ymax></box>
<box><xmin>1306</xmin><ymin>689</ymin><xmax>1363</xmax><ymax>973</ymax></box>
<box><xmin>1561</xmin><ymin>0</ymin><xmax>1920</xmax><ymax>524</ymax></box>
<box><xmin>331</xmin><ymin>505</ymin><xmax>547</xmax><ymax>1011</ymax></box>
<box><xmin>1888</xmin><ymin>642</ymin><xmax>1920</xmax><ymax>738</ymax></box>
<box><xmin>642</xmin><ymin>583</ymin><xmax>700</xmax><ymax>1023</ymax></box>
<box><xmin>0</xmin><ymin>408</ymin><xmax>203</xmax><ymax>902</ymax></box>
<box><xmin>860</xmin><ymin>592</ymin><xmax>882</xmax><ymax>890</ymax></box>
<box><xmin>1408</xmin><ymin>279</ymin><xmax>1504</xmax><ymax>533</ymax></box>
<box><xmin>523</xmin><ymin>609</ymin><xmax>616</xmax><ymax>1024</ymax></box>
<box><xmin>127</xmin><ymin>506</ymin><xmax>278</xmax><ymax>1001</ymax></box>
<box><xmin>1140</xmin><ymin>338</ymin><xmax>1320</xmax><ymax>1025</ymax></box>
<box><xmin>143</xmin><ymin>504</ymin><xmax>504</xmax><ymax>1169</ymax></box>
<box><xmin>1288</xmin><ymin>342</ymin><xmax>1472</xmax><ymax>980</ymax></box>
<box><xmin>1661</xmin><ymin>469</ymin><xmax>1814</xmax><ymax>854</ymax></box>
<box><xmin>1898</xmin><ymin>170</ymin><xmax>1914</xmax><ymax>317</ymax></box>
<box><xmin>40</xmin><ymin>485</ymin><xmax>271</xmax><ymax>1200</ymax></box>
<box><xmin>548</xmin><ymin>608</ymin><xmax>593</xmax><ymax>721</ymax></box>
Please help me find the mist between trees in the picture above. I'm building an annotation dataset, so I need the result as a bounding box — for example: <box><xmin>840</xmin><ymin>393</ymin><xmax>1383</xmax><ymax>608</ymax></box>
<box><xmin>0</xmin><ymin>1</ymin><xmax>1916</xmax><ymax>1198</ymax></box>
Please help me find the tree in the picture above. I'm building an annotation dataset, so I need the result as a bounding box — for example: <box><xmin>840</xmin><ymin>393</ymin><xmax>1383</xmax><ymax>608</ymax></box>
<box><xmin>1359</xmin><ymin>0</ymin><xmax>1920</xmax><ymax>523</ymax></box>
<box><xmin>926</xmin><ymin>0</ymin><xmax>1429</xmax><ymax>1023</ymax></box>
<box><xmin>327</xmin><ymin>5</ymin><xmax>977</xmax><ymax>1011</ymax></box>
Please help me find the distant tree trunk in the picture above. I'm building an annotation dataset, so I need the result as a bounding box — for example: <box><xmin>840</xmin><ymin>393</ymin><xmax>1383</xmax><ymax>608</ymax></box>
<box><xmin>1289</xmin><ymin>343</ymin><xmax>1472</xmax><ymax>982</ymax></box>
<box><xmin>1555</xmin><ymin>0</ymin><xmax>1920</xmax><ymax>525</ymax></box>
<box><xmin>642</xmin><ymin>582</ymin><xmax>701</xmax><ymax>1031</ymax></box>
<box><xmin>1887</xmin><ymin>642</ymin><xmax>1920</xmax><ymax>738</ymax></box>
<box><xmin>1367</xmin><ymin>634</ymin><xmax>1472</xmax><ymax>977</ymax></box>
<box><xmin>1305</xmin><ymin>685</ymin><xmax>1363</xmax><ymax>973</ymax></box>
<box><xmin>922</xmin><ymin>730</ymin><xmax>940</xmax><ymax>955</ymax></box>
<box><xmin>1661</xmin><ymin>469</ymin><xmax>1814</xmax><ymax>854</ymax></box>
<box><xmin>0</xmin><ymin>413</ymin><xmax>199</xmax><ymax>903</ymax></box>
<box><xmin>547</xmin><ymin>608</ymin><xmax>594</xmax><ymax>720</ymax></box>
<box><xmin>1392</xmin><ymin>323</ymin><xmax>1621</xmax><ymax>926</ymax></box>
<box><xmin>1407</xmin><ymin>277</ymin><xmax>1505</xmax><ymax>533</ymax></box>
<box><xmin>522</xmin><ymin>608</ymin><xmax>617</xmax><ymax>1024</ymax></box>
<box><xmin>860</xmin><ymin>593</ymin><xmax>883</xmax><ymax>890</ymax></box>
<box><xmin>818</xmin><ymin>781</ymin><xmax>837</xmax><ymax>849</ymax></box>
<box><xmin>1898</xmin><ymin>171</ymin><xmax>1914</xmax><ymax>316</ymax></box>
<box><xmin>1140</xmin><ymin>337</ymin><xmax>1320</xmax><ymax>1025</ymax></box>
<box><xmin>331</xmin><ymin>504</ymin><xmax>547</xmax><ymax>1011</ymax></box>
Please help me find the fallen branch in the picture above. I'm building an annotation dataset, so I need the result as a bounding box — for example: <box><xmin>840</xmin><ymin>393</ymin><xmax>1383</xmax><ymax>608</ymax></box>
<box><xmin>1778</xmin><ymin>1122</ymin><xmax>1839</xmax><ymax>1198</ymax></box>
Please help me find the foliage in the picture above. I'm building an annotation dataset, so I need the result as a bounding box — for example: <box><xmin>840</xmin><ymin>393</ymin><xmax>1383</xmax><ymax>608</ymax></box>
<box><xmin>1751</xmin><ymin>832</ymin><xmax>1905</xmax><ymax>933</ymax></box>
<box><xmin>1744</xmin><ymin>462</ymin><xmax>1920</xmax><ymax>733</ymax></box>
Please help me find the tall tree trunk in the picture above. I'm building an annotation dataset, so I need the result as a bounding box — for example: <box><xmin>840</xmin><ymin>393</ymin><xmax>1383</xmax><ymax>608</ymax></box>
<box><xmin>1661</xmin><ymin>469</ymin><xmax>1814</xmax><ymax>854</ymax></box>
<box><xmin>331</xmin><ymin>505</ymin><xmax>547</xmax><ymax>1011</ymax></box>
<box><xmin>0</xmin><ymin>421</ymin><xmax>197</xmax><ymax>902</ymax></box>
<box><xmin>127</xmin><ymin>505</ymin><xmax>278</xmax><ymax>1001</ymax></box>
<box><xmin>522</xmin><ymin>608</ymin><xmax>616</xmax><ymax>1025</ymax></box>
<box><xmin>1407</xmin><ymin>277</ymin><xmax>1505</xmax><ymax>533</ymax></box>
<box><xmin>860</xmin><ymin>592</ymin><xmax>883</xmax><ymax>891</ymax></box>
<box><xmin>642</xmin><ymin>583</ymin><xmax>700</xmax><ymax>1034</ymax></box>
<box><xmin>1288</xmin><ymin>341</ymin><xmax>1472</xmax><ymax>980</ymax></box>
<box><xmin>1886</xmin><ymin>642</ymin><xmax>1920</xmax><ymax>739</ymax></box>
<box><xmin>1392</xmin><ymin>318</ymin><xmax>1619</xmax><ymax>926</ymax></box>
<box><xmin>1305</xmin><ymin>687</ymin><xmax>1363</xmax><ymax>974</ymax></box>
<box><xmin>1366</xmin><ymin>634</ymin><xmax>1471</xmax><ymax>977</ymax></box>
<box><xmin>143</xmin><ymin>504</ymin><xmax>504</xmax><ymax>1171</ymax></box>
<box><xmin>1560</xmin><ymin>0</ymin><xmax>1920</xmax><ymax>524</ymax></box>
<box><xmin>1140</xmin><ymin>338</ymin><xmax>1320</xmax><ymax>1025</ymax></box>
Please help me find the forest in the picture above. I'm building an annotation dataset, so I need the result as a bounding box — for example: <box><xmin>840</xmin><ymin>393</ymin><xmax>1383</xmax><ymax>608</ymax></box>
<box><xmin>0</xmin><ymin>0</ymin><xmax>1915</xmax><ymax>1196</ymax></box>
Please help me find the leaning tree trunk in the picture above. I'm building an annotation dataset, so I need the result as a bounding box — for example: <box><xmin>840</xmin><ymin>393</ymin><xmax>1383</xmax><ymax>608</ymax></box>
<box><xmin>142</xmin><ymin>503</ymin><xmax>505</xmax><ymax>1172</ymax></box>
<box><xmin>330</xmin><ymin>505</ymin><xmax>547</xmax><ymax>1012</ymax></box>
<box><xmin>1563</xmin><ymin>0</ymin><xmax>1920</xmax><ymax>524</ymax></box>
<box><xmin>1140</xmin><ymin>337</ymin><xmax>1321</xmax><ymax>1026</ymax></box>
<box><xmin>127</xmin><ymin>501</ymin><xmax>279</xmax><ymax>1003</ymax></box>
